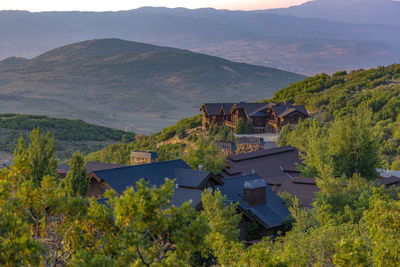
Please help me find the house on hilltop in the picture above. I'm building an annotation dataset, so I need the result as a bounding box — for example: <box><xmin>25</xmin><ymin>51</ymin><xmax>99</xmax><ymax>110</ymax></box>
<box><xmin>200</xmin><ymin>102</ymin><xmax>309</xmax><ymax>133</ymax></box>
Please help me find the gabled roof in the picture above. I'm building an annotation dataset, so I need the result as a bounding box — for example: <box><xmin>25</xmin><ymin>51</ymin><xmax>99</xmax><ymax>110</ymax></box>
<box><xmin>57</xmin><ymin>161</ymin><xmax>129</xmax><ymax>174</ymax></box>
<box><xmin>97</xmin><ymin>188</ymin><xmax>204</xmax><ymax>209</ymax></box>
<box><xmin>86</xmin><ymin>161</ymin><xmax>129</xmax><ymax>173</ymax></box>
<box><xmin>269</xmin><ymin>103</ymin><xmax>309</xmax><ymax>118</ymax></box>
<box><xmin>90</xmin><ymin>160</ymin><xmax>213</xmax><ymax>194</ymax></box>
<box><xmin>172</xmin><ymin>188</ymin><xmax>203</xmax><ymax>209</ymax></box>
<box><xmin>230</xmin><ymin>102</ymin><xmax>268</xmax><ymax>117</ymax></box>
<box><xmin>174</xmin><ymin>168</ymin><xmax>212</xmax><ymax>188</ymax></box>
<box><xmin>218</xmin><ymin>174</ymin><xmax>290</xmax><ymax>228</ymax></box>
<box><xmin>201</xmin><ymin>103</ymin><xmax>235</xmax><ymax>116</ymax></box>
<box><xmin>223</xmin><ymin>146</ymin><xmax>318</xmax><ymax>208</ymax></box>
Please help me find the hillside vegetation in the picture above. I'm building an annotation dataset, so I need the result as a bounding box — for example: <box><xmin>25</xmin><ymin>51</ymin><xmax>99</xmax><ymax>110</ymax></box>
<box><xmin>268</xmin><ymin>64</ymin><xmax>400</xmax><ymax>167</ymax></box>
<box><xmin>0</xmin><ymin>114</ymin><xmax>135</xmax><ymax>160</ymax></box>
<box><xmin>0</xmin><ymin>38</ymin><xmax>305</xmax><ymax>134</ymax></box>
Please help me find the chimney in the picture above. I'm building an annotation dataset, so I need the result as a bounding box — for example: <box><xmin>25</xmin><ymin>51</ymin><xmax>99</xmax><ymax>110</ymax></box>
<box><xmin>243</xmin><ymin>179</ymin><xmax>267</xmax><ymax>206</ymax></box>
<box><xmin>199</xmin><ymin>165</ymin><xmax>204</xmax><ymax>171</ymax></box>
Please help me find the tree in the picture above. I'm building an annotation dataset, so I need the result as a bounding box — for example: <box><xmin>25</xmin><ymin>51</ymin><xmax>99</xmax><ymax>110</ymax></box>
<box><xmin>13</xmin><ymin>127</ymin><xmax>58</xmax><ymax>186</ymax></box>
<box><xmin>109</xmin><ymin>179</ymin><xmax>209</xmax><ymax>266</ymax></box>
<box><xmin>62</xmin><ymin>152</ymin><xmax>89</xmax><ymax>197</ymax></box>
<box><xmin>364</xmin><ymin>189</ymin><xmax>400</xmax><ymax>266</ymax></box>
<box><xmin>283</xmin><ymin>113</ymin><xmax>380</xmax><ymax>180</ymax></box>
<box><xmin>244</xmin><ymin>120</ymin><xmax>255</xmax><ymax>134</ymax></box>
<box><xmin>235</xmin><ymin>119</ymin><xmax>246</xmax><ymax>134</ymax></box>
<box><xmin>184</xmin><ymin>137</ymin><xmax>226</xmax><ymax>174</ymax></box>
<box><xmin>201</xmin><ymin>189</ymin><xmax>244</xmax><ymax>265</ymax></box>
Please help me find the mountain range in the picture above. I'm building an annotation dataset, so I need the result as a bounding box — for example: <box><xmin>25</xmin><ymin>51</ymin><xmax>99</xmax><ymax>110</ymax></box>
<box><xmin>0</xmin><ymin>39</ymin><xmax>304</xmax><ymax>134</ymax></box>
<box><xmin>1</xmin><ymin>0</ymin><xmax>399</xmax><ymax>74</ymax></box>
<box><xmin>266</xmin><ymin>0</ymin><xmax>400</xmax><ymax>26</ymax></box>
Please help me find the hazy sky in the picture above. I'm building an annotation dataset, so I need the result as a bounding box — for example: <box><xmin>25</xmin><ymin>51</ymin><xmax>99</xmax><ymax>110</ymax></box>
<box><xmin>0</xmin><ymin>0</ymin><xmax>309</xmax><ymax>12</ymax></box>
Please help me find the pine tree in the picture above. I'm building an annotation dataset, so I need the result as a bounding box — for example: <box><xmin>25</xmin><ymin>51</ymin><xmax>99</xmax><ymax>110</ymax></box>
<box><xmin>235</xmin><ymin>119</ymin><xmax>246</xmax><ymax>134</ymax></box>
<box><xmin>244</xmin><ymin>120</ymin><xmax>255</xmax><ymax>134</ymax></box>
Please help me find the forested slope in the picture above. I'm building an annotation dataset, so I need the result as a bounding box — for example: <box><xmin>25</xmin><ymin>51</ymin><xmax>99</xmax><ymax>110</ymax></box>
<box><xmin>267</xmin><ymin>64</ymin><xmax>400</xmax><ymax>167</ymax></box>
<box><xmin>0</xmin><ymin>114</ymin><xmax>135</xmax><ymax>160</ymax></box>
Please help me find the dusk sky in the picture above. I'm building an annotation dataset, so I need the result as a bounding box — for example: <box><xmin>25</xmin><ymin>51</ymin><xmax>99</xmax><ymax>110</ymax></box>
<box><xmin>0</xmin><ymin>0</ymin><xmax>309</xmax><ymax>11</ymax></box>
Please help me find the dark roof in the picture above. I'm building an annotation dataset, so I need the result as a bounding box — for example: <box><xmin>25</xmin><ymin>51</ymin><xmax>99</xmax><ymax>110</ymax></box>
<box><xmin>378</xmin><ymin>176</ymin><xmax>400</xmax><ymax>186</ymax></box>
<box><xmin>174</xmin><ymin>168</ymin><xmax>211</xmax><ymax>188</ymax></box>
<box><xmin>228</xmin><ymin>145</ymin><xmax>297</xmax><ymax>162</ymax></box>
<box><xmin>218</xmin><ymin>174</ymin><xmax>290</xmax><ymax>228</ymax></box>
<box><xmin>57</xmin><ymin>161</ymin><xmax>129</xmax><ymax>174</ymax></box>
<box><xmin>234</xmin><ymin>103</ymin><xmax>268</xmax><ymax>116</ymax></box>
<box><xmin>91</xmin><ymin>160</ymin><xmax>212</xmax><ymax>193</ymax></box>
<box><xmin>86</xmin><ymin>161</ymin><xmax>129</xmax><ymax>173</ymax></box>
<box><xmin>269</xmin><ymin>103</ymin><xmax>309</xmax><ymax>118</ymax></box>
<box><xmin>223</xmin><ymin>146</ymin><xmax>318</xmax><ymax>208</ymax></box>
<box><xmin>97</xmin><ymin>189</ymin><xmax>203</xmax><ymax>209</ymax></box>
<box><xmin>172</xmin><ymin>188</ymin><xmax>203</xmax><ymax>208</ymax></box>
<box><xmin>201</xmin><ymin>103</ymin><xmax>235</xmax><ymax>116</ymax></box>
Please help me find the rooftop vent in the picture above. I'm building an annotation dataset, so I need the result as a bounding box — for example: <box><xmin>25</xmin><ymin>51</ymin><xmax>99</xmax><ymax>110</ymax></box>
<box><xmin>243</xmin><ymin>179</ymin><xmax>267</xmax><ymax>207</ymax></box>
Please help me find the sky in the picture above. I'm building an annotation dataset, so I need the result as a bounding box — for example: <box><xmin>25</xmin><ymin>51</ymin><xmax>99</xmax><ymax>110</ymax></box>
<box><xmin>0</xmin><ymin>0</ymin><xmax>309</xmax><ymax>12</ymax></box>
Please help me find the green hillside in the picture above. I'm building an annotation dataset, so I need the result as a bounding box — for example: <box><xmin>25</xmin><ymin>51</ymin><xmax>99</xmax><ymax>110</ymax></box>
<box><xmin>0</xmin><ymin>114</ymin><xmax>135</xmax><ymax>160</ymax></box>
<box><xmin>265</xmin><ymin>64</ymin><xmax>400</xmax><ymax>166</ymax></box>
<box><xmin>0</xmin><ymin>38</ymin><xmax>305</xmax><ymax>134</ymax></box>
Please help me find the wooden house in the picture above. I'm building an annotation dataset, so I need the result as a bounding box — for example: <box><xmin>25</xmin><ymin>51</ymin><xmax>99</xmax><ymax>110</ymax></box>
<box><xmin>201</xmin><ymin>102</ymin><xmax>309</xmax><ymax>133</ymax></box>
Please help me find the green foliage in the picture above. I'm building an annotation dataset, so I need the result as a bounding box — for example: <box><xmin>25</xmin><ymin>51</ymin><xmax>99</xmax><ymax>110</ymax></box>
<box><xmin>62</xmin><ymin>152</ymin><xmax>89</xmax><ymax>197</ymax></box>
<box><xmin>177</xmin><ymin>124</ymin><xmax>187</xmax><ymax>140</ymax></box>
<box><xmin>108</xmin><ymin>178</ymin><xmax>209</xmax><ymax>266</ymax></box>
<box><xmin>157</xmin><ymin>143</ymin><xmax>185</xmax><ymax>162</ymax></box>
<box><xmin>0</xmin><ymin>200</ymin><xmax>45</xmax><ymax>266</ymax></box>
<box><xmin>156</xmin><ymin>115</ymin><xmax>202</xmax><ymax>143</ymax></box>
<box><xmin>269</xmin><ymin>64</ymin><xmax>400</xmax><ymax>165</ymax></box>
<box><xmin>87</xmin><ymin>115</ymin><xmax>201</xmax><ymax>164</ymax></box>
<box><xmin>215</xmin><ymin>125</ymin><xmax>235</xmax><ymax>142</ymax></box>
<box><xmin>0</xmin><ymin>114</ymin><xmax>135</xmax><ymax>160</ymax></box>
<box><xmin>201</xmin><ymin>189</ymin><xmax>244</xmax><ymax>265</ymax></box>
<box><xmin>244</xmin><ymin>120</ymin><xmax>255</xmax><ymax>134</ymax></box>
<box><xmin>235</xmin><ymin>118</ymin><xmax>246</xmax><ymax>134</ymax></box>
<box><xmin>2</xmin><ymin>130</ymin><xmax>400</xmax><ymax>266</ymax></box>
<box><xmin>14</xmin><ymin>127</ymin><xmax>58</xmax><ymax>186</ymax></box>
<box><xmin>281</xmin><ymin>113</ymin><xmax>380</xmax><ymax>180</ymax></box>
<box><xmin>184</xmin><ymin>137</ymin><xmax>226</xmax><ymax>174</ymax></box>
<box><xmin>364</xmin><ymin>189</ymin><xmax>400</xmax><ymax>266</ymax></box>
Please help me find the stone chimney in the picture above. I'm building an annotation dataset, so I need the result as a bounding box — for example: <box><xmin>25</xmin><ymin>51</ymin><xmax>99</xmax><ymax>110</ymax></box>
<box><xmin>243</xmin><ymin>179</ymin><xmax>267</xmax><ymax>206</ymax></box>
<box><xmin>130</xmin><ymin>151</ymin><xmax>158</xmax><ymax>165</ymax></box>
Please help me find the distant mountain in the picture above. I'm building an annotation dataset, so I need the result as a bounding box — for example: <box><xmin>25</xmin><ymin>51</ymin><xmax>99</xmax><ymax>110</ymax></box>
<box><xmin>265</xmin><ymin>0</ymin><xmax>400</xmax><ymax>26</ymax></box>
<box><xmin>0</xmin><ymin>8</ymin><xmax>399</xmax><ymax>74</ymax></box>
<box><xmin>0</xmin><ymin>38</ymin><xmax>305</xmax><ymax>134</ymax></box>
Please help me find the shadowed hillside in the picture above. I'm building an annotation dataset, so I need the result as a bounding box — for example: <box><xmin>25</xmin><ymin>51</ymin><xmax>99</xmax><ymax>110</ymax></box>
<box><xmin>0</xmin><ymin>38</ymin><xmax>305</xmax><ymax>133</ymax></box>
